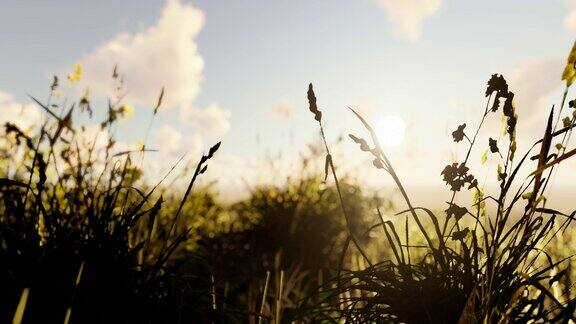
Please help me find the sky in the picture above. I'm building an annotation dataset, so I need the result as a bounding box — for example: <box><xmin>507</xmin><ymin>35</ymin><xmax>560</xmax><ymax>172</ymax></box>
<box><xmin>1</xmin><ymin>0</ymin><xmax>576</xmax><ymax>206</ymax></box>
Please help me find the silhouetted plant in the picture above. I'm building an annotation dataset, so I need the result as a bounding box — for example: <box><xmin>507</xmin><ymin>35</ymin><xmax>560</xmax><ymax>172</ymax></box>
<box><xmin>301</xmin><ymin>41</ymin><xmax>576</xmax><ymax>323</ymax></box>
<box><xmin>0</xmin><ymin>67</ymin><xmax>223</xmax><ymax>323</ymax></box>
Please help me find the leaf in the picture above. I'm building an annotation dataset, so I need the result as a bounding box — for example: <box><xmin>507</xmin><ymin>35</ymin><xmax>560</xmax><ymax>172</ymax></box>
<box><xmin>348</xmin><ymin>107</ymin><xmax>382</xmax><ymax>149</ymax></box>
<box><xmin>556</xmin><ymin>143</ymin><xmax>564</xmax><ymax>150</ymax></box>
<box><xmin>50</xmin><ymin>76</ymin><xmax>59</xmax><ymax>91</ymax></box>
<box><xmin>307</xmin><ymin>83</ymin><xmax>322</xmax><ymax>122</ymax></box>
<box><xmin>452</xmin><ymin>123</ymin><xmax>466</xmax><ymax>142</ymax></box>
<box><xmin>530</xmin><ymin>147</ymin><xmax>576</xmax><ymax>177</ymax></box>
<box><xmin>480</xmin><ymin>150</ymin><xmax>488</xmax><ymax>165</ymax></box>
<box><xmin>12</xmin><ymin>288</ymin><xmax>29</xmax><ymax>324</ymax></box>
<box><xmin>5</xmin><ymin>123</ymin><xmax>34</xmax><ymax>149</ymax></box>
<box><xmin>112</xmin><ymin>149</ymin><xmax>157</xmax><ymax>157</ymax></box>
<box><xmin>445</xmin><ymin>203</ymin><xmax>468</xmax><ymax>221</ymax></box>
<box><xmin>29</xmin><ymin>95</ymin><xmax>62</xmax><ymax>121</ymax></box>
<box><xmin>348</xmin><ymin>134</ymin><xmax>370</xmax><ymax>151</ymax></box>
<box><xmin>441</xmin><ymin>163</ymin><xmax>476</xmax><ymax>192</ymax></box>
<box><xmin>457</xmin><ymin>288</ymin><xmax>477</xmax><ymax>324</ymax></box>
<box><xmin>486</xmin><ymin>74</ymin><xmax>509</xmax><ymax>112</ymax></box>
<box><xmin>489</xmin><ymin>137</ymin><xmax>499</xmax><ymax>154</ymax></box>
<box><xmin>112</xmin><ymin>64</ymin><xmax>119</xmax><ymax>79</ymax></box>
<box><xmin>67</xmin><ymin>63</ymin><xmax>82</xmax><ymax>83</ymax></box>
<box><xmin>324</xmin><ymin>154</ymin><xmax>332</xmax><ymax>182</ymax></box>
<box><xmin>533</xmin><ymin>107</ymin><xmax>554</xmax><ymax>194</ymax></box>
<box><xmin>207</xmin><ymin>141</ymin><xmax>221</xmax><ymax>160</ymax></box>
<box><xmin>147</xmin><ymin>196</ymin><xmax>163</xmax><ymax>242</ymax></box>
<box><xmin>373</xmin><ymin>158</ymin><xmax>384</xmax><ymax>169</ymax></box>
<box><xmin>36</xmin><ymin>153</ymin><xmax>47</xmax><ymax>190</ymax></box>
<box><xmin>497</xmin><ymin>164</ymin><xmax>507</xmax><ymax>181</ymax></box>
<box><xmin>452</xmin><ymin>227</ymin><xmax>469</xmax><ymax>241</ymax></box>
<box><xmin>153</xmin><ymin>87</ymin><xmax>165</xmax><ymax>115</ymax></box>
<box><xmin>486</xmin><ymin>74</ymin><xmax>508</xmax><ymax>97</ymax></box>
<box><xmin>503</xmin><ymin>92</ymin><xmax>515</xmax><ymax>118</ymax></box>
<box><xmin>0</xmin><ymin>178</ymin><xmax>27</xmax><ymax>187</ymax></box>
<box><xmin>562</xmin><ymin>40</ymin><xmax>576</xmax><ymax>87</ymax></box>
<box><xmin>549</xmin><ymin>268</ymin><xmax>568</xmax><ymax>286</ymax></box>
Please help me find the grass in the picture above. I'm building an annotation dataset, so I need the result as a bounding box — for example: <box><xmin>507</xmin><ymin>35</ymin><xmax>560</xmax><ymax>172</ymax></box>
<box><xmin>0</xmin><ymin>69</ymin><xmax>223</xmax><ymax>323</ymax></box>
<box><xmin>2</xmin><ymin>43</ymin><xmax>576</xmax><ymax>323</ymax></box>
<box><xmin>298</xmin><ymin>45</ymin><xmax>576</xmax><ymax>322</ymax></box>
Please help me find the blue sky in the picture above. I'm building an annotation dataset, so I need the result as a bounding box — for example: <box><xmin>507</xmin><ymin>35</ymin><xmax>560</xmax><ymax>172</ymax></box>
<box><xmin>1</xmin><ymin>0</ymin><xmax>576</xmax><ymax>202</ymax></box>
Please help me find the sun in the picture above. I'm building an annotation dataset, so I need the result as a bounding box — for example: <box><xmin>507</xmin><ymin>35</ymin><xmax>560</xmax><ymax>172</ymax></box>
<box><xmin>375</xmin><ymin>115</ymin><xmax>406</xmax><ymax>147</ymax></box>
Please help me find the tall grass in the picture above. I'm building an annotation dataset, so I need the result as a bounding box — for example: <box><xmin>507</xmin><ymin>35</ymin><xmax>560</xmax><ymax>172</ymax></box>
<box><xmin>3</xmin><ymin>42</ymin><xmax>576</xmax><ymax>323</ymax></box>
<box><xmin>0</xmin><ymin>68</ymin><xmax>223</xmax><ymax>323</ymax></box>
<box><xmin>301</xmin><ymin>42</ymin><xmax>576</xmax><ymax>322</ymax></box>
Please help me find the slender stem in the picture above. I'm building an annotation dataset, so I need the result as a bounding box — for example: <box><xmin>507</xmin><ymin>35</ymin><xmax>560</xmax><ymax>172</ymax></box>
<box><xmin>257</xmin><ymin>271</ymin><xmax>270</xmax><ymax>324</ymax></box>
<box><xmin>319</xmin><ymin>124</ymin><xmax>373</xmax><ymax>266</ymax></box>
<box><xmin>442</xmin><ymin>94</ymin><xmax>492</xmax><ymax>238</ymax></box>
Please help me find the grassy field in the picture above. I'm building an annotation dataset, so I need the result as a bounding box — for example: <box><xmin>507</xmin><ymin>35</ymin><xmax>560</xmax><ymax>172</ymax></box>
<box><xmin>3</xmin><ymin>43</ymin><xmax>576</xmax><ymax>323</ymax></box>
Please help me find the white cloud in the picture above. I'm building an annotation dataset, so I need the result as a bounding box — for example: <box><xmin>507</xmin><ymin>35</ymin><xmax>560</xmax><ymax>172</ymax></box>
<box><xmin>376</xmin><ymin>0</ymin><xmax>442</xmax><ymax>42</ymax></box>
<box><xmin>564</xmin><ymin>0</ymin><xmax>576</xmax><ymax>35</ymax></box>
<box><xmin>153</xmin><ymin>124</ymin><xmax>182</xmax><ymax>153</ymax></box>
<box><xmin>81</xmin><ymin>0</ymin><xmax>204</xmax><ymax>107</ymax></box>
<box><xmin>565</xmin><ymin>10</ymin><xmax>576</xmax><ymax>34</ymax></box>
<box><xmin>271</xmin><ymin>99</ymin><xmax>295</xmax><ymax>120</ymax></box>
<box><xmin>0</xmin><ymin>91</ymin><xmax>42</xmax><ymax>133</ymax></box>
<box><xmin>80</xmin><ymin>0</ymin><xmax>230</xmax><ymax>140</ymax></box>
<box><xmin>508</xmin><ymin>58</ymin><xmax>564</xmax><ymax>125</ymax></box>
<box><xmin>181</xmin><ymin>103</ymin><xmax>230</xmax><ymax>137</ymax></box>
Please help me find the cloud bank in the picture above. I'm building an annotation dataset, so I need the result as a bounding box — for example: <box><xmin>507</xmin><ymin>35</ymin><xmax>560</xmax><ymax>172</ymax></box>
<box><xmin>376</xmin><ymin>0</ymin><xmax>442</xmax><ymax>42</ymax></box>
<box><xmin>508</xmin><ymin>58</ymin><xmax>564</xmax><ymax>126</ymax></box>
<box><xmin>0</xmin><ymin>91</ymin><xmax>41</xmax><ymax>132</ymax></box>
<box><xmin>79</xmin><ymin>0</ymin><xmax>230</xmax><ymax>154</ymax></box>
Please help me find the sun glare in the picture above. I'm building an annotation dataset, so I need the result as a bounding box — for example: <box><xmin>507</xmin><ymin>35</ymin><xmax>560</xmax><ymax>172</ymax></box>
<box><xmin>375</xmin><ymin>115</ymin><xmax>406</xmax><ymax>147</ymax></box>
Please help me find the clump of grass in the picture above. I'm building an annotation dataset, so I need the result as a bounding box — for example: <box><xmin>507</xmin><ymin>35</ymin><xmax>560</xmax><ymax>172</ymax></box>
<box><xmin>0</xmin><ymin>67</ymin><xmax>222</xmax><ymax>323</ymax></box>
<box><xmin>191</xmin><ymin>154</ymin><xmax>381</xmax><ymax>321</ymax></box>
<box><xmin>302</xmin><ymin>42</ymin><xmax>576</xmax><ymax>323</ymax></box>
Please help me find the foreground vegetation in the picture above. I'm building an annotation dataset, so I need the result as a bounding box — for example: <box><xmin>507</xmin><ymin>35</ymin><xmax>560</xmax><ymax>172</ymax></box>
<box><xmin>3</xmin><ymin>43</ymin><xmax>576</xmax><ymax>323</ymax></box>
